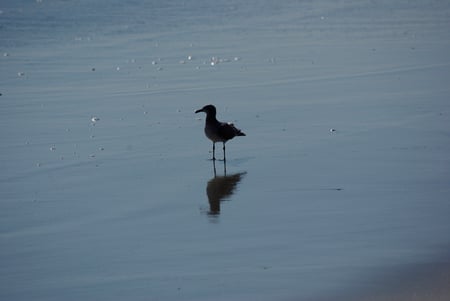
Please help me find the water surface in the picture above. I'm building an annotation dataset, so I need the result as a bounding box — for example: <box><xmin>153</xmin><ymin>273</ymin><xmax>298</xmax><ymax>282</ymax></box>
<box><xmin>1</xmin><ymin>1</ymin><xmax>450</xmax><ymax>300</ymax></box>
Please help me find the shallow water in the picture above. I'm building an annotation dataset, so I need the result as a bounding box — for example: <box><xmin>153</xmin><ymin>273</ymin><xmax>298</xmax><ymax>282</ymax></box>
<box><xmin>1</xmin><ymin>1</ymin><xmax>450</xmax><ymax>300</ymax></box>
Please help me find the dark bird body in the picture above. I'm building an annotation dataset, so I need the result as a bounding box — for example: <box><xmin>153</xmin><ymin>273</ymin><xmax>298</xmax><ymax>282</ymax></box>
<box><xmin>195</xmin><ymin>104</ymin><xmax>245</xmax><ymax>161</ymax></box>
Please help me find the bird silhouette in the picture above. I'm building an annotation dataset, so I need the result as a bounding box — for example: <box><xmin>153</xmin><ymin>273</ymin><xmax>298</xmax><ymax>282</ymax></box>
<box><xmin>195</xmin><ymin>104</ymin><xmax>245</xmax><ymax>161</ymax></box>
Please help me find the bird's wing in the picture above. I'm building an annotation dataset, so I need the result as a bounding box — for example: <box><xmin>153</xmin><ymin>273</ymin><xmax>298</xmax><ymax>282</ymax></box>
<box><xmin>218</xmin><ymin>122</ymin><xmax>244</xmax><ymax>140</ymax></box>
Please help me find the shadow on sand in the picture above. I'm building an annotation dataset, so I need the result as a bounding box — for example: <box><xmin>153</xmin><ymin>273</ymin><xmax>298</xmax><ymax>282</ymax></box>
<box><xmin>204</xmin><ymin>160</ymin><xmax>247</xmax><ymax>216</ymax></box>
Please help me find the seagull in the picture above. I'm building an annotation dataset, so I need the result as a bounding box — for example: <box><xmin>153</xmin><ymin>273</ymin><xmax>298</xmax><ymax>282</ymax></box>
<box><xmin>195</xmin><ymin>104</ymin><xmax>246</xmax><ymax>161</ymax></box>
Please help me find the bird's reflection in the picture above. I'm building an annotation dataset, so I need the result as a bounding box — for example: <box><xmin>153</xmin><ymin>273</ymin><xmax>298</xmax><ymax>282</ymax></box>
<box><xmin>206</xmin><ymin>160</ymin><xmax>246</xmax><ymax>216</ymax></box>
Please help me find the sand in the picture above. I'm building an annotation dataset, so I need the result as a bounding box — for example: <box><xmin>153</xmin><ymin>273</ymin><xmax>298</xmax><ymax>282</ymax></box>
<box><xmin>1</xmin><ymin>0</ymin><xmax>450</xmax><ymax>300</ymax></box>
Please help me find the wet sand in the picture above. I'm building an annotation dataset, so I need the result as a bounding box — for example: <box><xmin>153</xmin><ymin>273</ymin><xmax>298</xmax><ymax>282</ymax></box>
<box><xmin>355</xmin><ymin>261</ymin><xmax>450</xmax><ymax>301</ymax></box>
<box><xmin>1</xmin><ymin>1</ymin><xmax>450</xmax><ymax>300</ymax></box>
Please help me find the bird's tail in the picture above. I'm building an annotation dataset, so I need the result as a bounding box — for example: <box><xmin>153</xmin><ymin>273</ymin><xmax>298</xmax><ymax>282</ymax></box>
<box><xmin>228</xmin><ymin>122</ymin><xmax>246</xmax><ymax>136</ymax></box>
<box><xmin>237</xmin><ymin>130</ymin><xmax>246</xmax><ymax>136</ymax></box>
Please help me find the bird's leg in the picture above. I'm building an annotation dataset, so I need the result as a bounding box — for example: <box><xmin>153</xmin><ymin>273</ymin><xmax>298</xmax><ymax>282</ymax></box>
<box><xmin>212</xmin><ymin>142</ymin><xmax>216</xmax><ymax>160</ymax></box>
<box><xmin>223</xmin><ymin>159</ymin><xmax>227</xmax><ymax>176</ymax></box>
<box><xmin>223</xmin><ymin>142</ymin><xmax>226</xmax><ymax>162</ymax></box>
<box><xmin>212</xmin><ymin>159</ymin><xmax>217</xmax><ymax>177</ymax></box>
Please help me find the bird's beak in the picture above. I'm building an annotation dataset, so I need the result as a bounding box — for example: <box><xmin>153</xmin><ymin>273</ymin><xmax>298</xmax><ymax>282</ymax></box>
<box><xmin>195</xmin><ymin>108</ymin><xmax>203</xmax><ymax>113</ymax></box>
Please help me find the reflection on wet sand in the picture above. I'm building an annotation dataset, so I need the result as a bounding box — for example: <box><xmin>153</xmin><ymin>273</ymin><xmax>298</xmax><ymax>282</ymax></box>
<box><xmin>206</xmin><ymin>160</ymin><xmax>246</xmax><ymax>216</ymax></box>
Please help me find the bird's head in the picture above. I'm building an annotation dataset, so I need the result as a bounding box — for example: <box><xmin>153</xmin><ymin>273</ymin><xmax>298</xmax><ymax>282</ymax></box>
<box><xmin>195</xmin><ymin>104</ymin><xmax>217</xmax><ymax>116</ymax></box>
